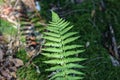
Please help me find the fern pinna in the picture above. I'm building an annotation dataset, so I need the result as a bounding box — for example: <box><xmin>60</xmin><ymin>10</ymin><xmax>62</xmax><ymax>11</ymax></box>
<box><xmin>42</xmin><ymin>12</ymin><xmax>85</xmax><ymax>80</ymax></box>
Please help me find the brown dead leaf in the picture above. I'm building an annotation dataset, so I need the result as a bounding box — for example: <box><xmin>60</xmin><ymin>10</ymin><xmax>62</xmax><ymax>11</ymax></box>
<box><xmin>27</xmin><ymin>49</ymin><xmax>36</xmax><ymax>57</ymax></box>
<box><xmin>10</xmin><ymin>72</ymin><xmax>16</xmax><ymax>78</ymax></box>
<box><xmin>13</xmin><ymin>59</ymin><xmax>24</xmax><ymax>67</ymax></box>
<box><xmin>22</xmin><ymin>0</ymin><xmax>36</xmax><ymax>11</ymax></box>
<box><xmin>1</xmin><ymin>69</ymin><xmax>10</xmax><ymax>78</ymax></box>
<box><xmin>9</xmin><ymin>67</ymin><xmax>17</xmax><ymax>72</ymax></box>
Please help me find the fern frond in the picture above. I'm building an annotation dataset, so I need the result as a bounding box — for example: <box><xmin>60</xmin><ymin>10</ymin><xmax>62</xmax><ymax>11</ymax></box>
<box><xmin>42</xmin><ymin>11</ymin><xmax>85</xmax><ymax>80</ymax></box>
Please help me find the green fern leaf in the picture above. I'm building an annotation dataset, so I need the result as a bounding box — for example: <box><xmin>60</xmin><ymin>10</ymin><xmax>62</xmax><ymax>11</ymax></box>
<box><xmin>52</xmin><ymin>11</ymin><xmax>60</xmax><ymax>22</ymax></box>
<box><xmin>46</xmin><ymin>63</ymin><xmax>84</xmax><ymax>71</ymax></box>
<box><xmin>65</xmin><ymin>76</ymin><xmax>84</xmax><ymax>80</ymax></box>
<box><xmin>43</xmin><ymin>36</ymin><xmax>61</xmax><ymax>42</ymax></box>
<box><xmin>44</xmin><ymin>32</ymin><xmax>60</xmax><ymax>38</ymax></box>
<box><xmin>44</xmin><ymin>58</ymin><xmax>85</xmax><ymax>64</ymax></box>
<box><xmin>47</xmin><ymin>27</ymin><xmax>59</xmax><ymax>33</ymax></box>
<box><xmin>64</xmin><ymin>45</ymin><xmax>83</xmax><ymax>51</ymax></box>
<box><xmin>64</xmin><ymin>69</ymin><xmax>84</xmax><ymax>75</ymax></box>
<box><xmin>55</xmin><ymin>76</ymin><xmax>83</xmax><ymax>80</ymax></box>
<box><xmin>42</xmin><ymin>48</ymin><xmax>62</xmax><ymax>53</ymax></box>
<box><xmin>61</xmin><ymin>26</ymin><xmax>73</xmax><ymax>35</ymax></box>
<box><xmin>50</xmin><ymin>69</ymin><xmax>84</xmax><ymax>80</ymax></box>
<box><xmin>42</xmin><ymin>50</ymin><xmax>84</xmax><ymax>58</ymax></box>
<box><xmin>49</xmin><ymin>19</ymin><xmax>65</xmax><ymax>27</ymax></box>
<box><xmin>31</xmin><ymin>17</ymin><xmax>40</xmax><ymax>23</ymax></box>
<box><xmin>44</xmin><ymin>42</ymin><xmax>62</xmax><ymax>47</ymax></box>
<box><xmin>57</xmin><ymin>19</ymin><xmax>67</xmax><ymax>28</ymax></box>
<box><xmin>62</xmin><ymin>50</ymin><xmax>85</xmax><ymax>57</ymax></box>
<box><xmin>63</xmin><ymin>36</ymin><xmax>80</xmax><ymax>45</ymax></box>
<box><xmin>61</xmin><ymin>58</ymin><xmax>86</xmax><ymax>64</ymax></box>
<box><xmin>42</xmin><ymin>53</ymin><xmax>63</xmax><ymax>58</ymax></box>
<box><xmin>61</xmin><ymin>32</ymin><xmax>78</xmax><ymax>40</ymax></box>
<box><xmin>59</xmin><ymin>21</ymin><xmax>70</xmax><ymax>31</ymax></box>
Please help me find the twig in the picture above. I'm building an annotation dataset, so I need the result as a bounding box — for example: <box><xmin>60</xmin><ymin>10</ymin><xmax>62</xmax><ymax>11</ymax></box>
<box><xmin>13</xmin><ymin>0</ymin><xmax>19</xmax><ymax>9</ymax></box>
<box><xmin>109</xmin><ymin>24</ymin><xmax>119</xmax><ymax>60</ymax></box>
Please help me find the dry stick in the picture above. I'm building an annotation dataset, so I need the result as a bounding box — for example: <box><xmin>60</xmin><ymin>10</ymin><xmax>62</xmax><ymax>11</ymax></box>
<box><xmin>109</xmin><ymin>24</ymin><xmax>119</xmax><ymax>60</ymax></box>
<box><xmin>13</xmin><ymin>0</ymin><xmax>20</xmax><ymax>8</ymax></box>
<box><xmin>31</xmin><ymin>62</ymin><xmax>40</xmax><ymax>73</ymax></box>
